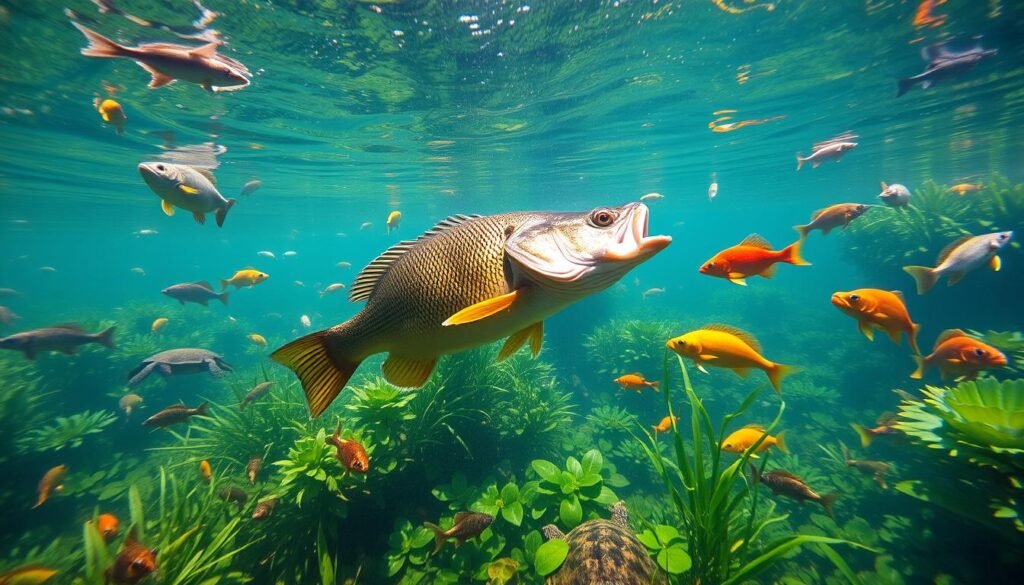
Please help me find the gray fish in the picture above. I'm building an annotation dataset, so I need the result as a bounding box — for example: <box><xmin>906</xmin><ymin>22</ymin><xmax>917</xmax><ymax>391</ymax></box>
<box><xmin>878</xmin><ymin>182</ymin><xmax>911</xmax><ymax>209</ymax></box>
<box><xmin>903</xmin><ymin>231</ymin><xmax>1013</xmax><ymax>294</ymax></box>
<box><xmin>128</xmin><ymin>348</ymin><xmax>233</xmax><ymax>386</ymax></box>
<box><xmin>162</xmin><ymin>281</ymin><xmax>229</xmax><ymax>306</ymax></box>
<box><xmin>0</xmin><ymin>288</ymin><xmax>21</xmax><ymax>298</ymax></box>
<box><xmin>0</xmin><ymin>324</ymin><xmax>115</xmax><ymax>360</ymax></box>
<box><xmin>240</xmin><ymin>179</ymin><xmax>262</xmax><ymax>196</ymax></box>
<box><xmin>240</xmin><ymin>381</ymin><xmax>274</xmax><ymax>410</ymax></box>
<box><xmin>796</xmin><ymin>139</ymin><xmax>857</xmax><ymax>171</ymax></box>
<box><xmin>898</xmin><ymin>39</ymin><xmax>998</xmax><ymax>97</ymax></box>
<box><xmin>0</xmin><ymin>306</ymin><xmax>20</xmax><ymax>326</ymax></box>
<box><xmin>751</xmin><ymin>466</ymin><xmax>839</xmax><ymax>516</ymax></box>
<box><xmin>424</xmin><ymin>512</ymin><xmax>494</xmax><ymax>553</ymax></box>
<box><xmin>142</xmin><ymin>402</ymin><xmax>208</xmax><ymax>428</ymax></box>
<box><xmin>70</xmin><ymin>21</ymin><xmax>249</xmax><ymax>91</ymax></box>
<box><xmin>139</xmin><ymin>162</ymin><xmax>236</xmax><ymax>227</ymax></box>
<box><xmin>271</xmin><ymin>203</ymin><xmax>670</xmax><ymax>417</ymax></box>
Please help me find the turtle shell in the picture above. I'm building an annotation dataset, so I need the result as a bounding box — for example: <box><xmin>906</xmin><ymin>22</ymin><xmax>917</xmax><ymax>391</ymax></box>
<box><xmin>546</xmin><ymin>516</ymin><xmax>667</xmax><ymax>585</ymax></box>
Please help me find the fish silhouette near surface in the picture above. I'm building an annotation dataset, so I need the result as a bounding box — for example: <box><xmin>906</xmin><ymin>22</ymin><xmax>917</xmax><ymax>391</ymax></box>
<box><xmin>272</xmin><ymin>204</ymin><xmax>670</xmax><ymax>417</ymax></box>
<box><xmin>898</xmin><ymin>38</ymin><xmax>997</xmax><ymax>97</ymax></box>
<box><xmin>796</xmin><ymin>132</ymin><xmax>858</xmax><ymax>170</ymax></box>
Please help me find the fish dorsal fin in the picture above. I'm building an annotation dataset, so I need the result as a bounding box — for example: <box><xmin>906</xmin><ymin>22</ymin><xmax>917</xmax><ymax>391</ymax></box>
<box><xmin>453</xmin><ymin>511</ymin><xmax>472</xmax><ymax>524</ymax></box>
<box><xmin>935</xmin><ymin>329</ymin><xmax>970</xmax><ymax>347</ymax></box>
<box><xmin>768</xmin><ymin>469</ymin><xmax>801</xmax><ymax>480</ymax></box>
<box><xmin>242</xmin><ymin>266</ymin><xmax>256</xmax><ymax>271</ymax></box>
<box><xmin>189</xmin><ymin>41</ymin><xmax>220</xmax><ymax>59</ymax></box>
<box><xmin>739</xmin><ymin>233</ymin><xmax>772</xmax><ymax>250</ymax></box>
<box><xmin>195</xmin><ymin>167</ymin><xmax>217</xmax><ymax>185</ymax></box>
<box><xmin>937</xmin><ymin>236</ymin><xmax>972</xmax><ymax>264</ymax></box>
<box><xmin>194</xmin><ymin>281</ymin><xmax>213</xmax><ymax>289</ymax></box>
<box><xmin>740</xmin><ymin>423</ymin><xmax>766</xmax><ymax>431</ymax></box>
<box><xmin>890</xmin><ymin>290</ymin><xmax>905</xmax><ymax>302</ymax></box>
<box><xmin>704</xmin><ymin>323</ymin><xmax>762</xmax><ymax>352</ymax></box>
<box><xmin>811</xmin><ymin>207</ymin><xmax>828</xmax><ymax>221</ymax></box>
<box><xmin>52</xmin><ymin>323</ymin><xmax>84</xmax><ymax>331</ymax></box>
<box><xmin>349</xmin><ymin>214</ymin><xmax>481</xmax><ymax>302</ymax></box>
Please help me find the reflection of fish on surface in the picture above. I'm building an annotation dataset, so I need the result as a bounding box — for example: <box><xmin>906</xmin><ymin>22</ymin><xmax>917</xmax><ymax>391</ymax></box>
<box><xmin>898</xmin><ymin>37</ymin><xmax>998</xmax><ymax>97</ymax></box>
<box><xmin>709</xmin><ymin>114</ymin><xmax>784</xmax><ymax>133</ymax></box>
<box><xmin>272</xmin><ymin>204</ymin><xmax>671</xmax><ymax>417</ymax></box>
<box><xmin>710</xmin><ymin>0</ymin><xmax>776</xmax><ymax>15</ymax></box>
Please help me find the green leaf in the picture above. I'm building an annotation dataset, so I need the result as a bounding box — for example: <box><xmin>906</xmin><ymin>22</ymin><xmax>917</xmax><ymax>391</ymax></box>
<box><xmin>654</xmin><ymin>524</ymin><xmax>681</xmax><ymax>545</ymax></box>
<box><xmin>577</xmin><ymin>473</ymin><xmax>602</xmax><ymax>487</ymax></box>
<box><xmin>656</xmin><ymin>545</ymin><xmax>692</xmax><ymax>574</ymax></box>
<box><xmin>636</xmin><ymin>529</ymin><xmax>660</xmax><ymax>550</ymax></box>
<box><xmin>531</xmin><ymin>459</ymin><xmax>560</xmax><ymax>483</ymax></box>
<box><xmin>559</xmin><ymin>495</ymin><xmax>583</xmax><ymax>527</ymax></box>
<box><xmin>566</xmin><ymin>456</ymin><xmax>583</xmax><ymax>478</ymax></box>
<box><xmin>534</xmin><ymin>539</ymin><xmax>569</xmax><ymax>577</ymax></box>
<box><xmin>501</xmin><ymin>482</ymin><xmax>520</xmax><ymax>504</ymax></box>
<box><xmin>503</xmin><ymin>501</ymin><xmax>524</xmax><ymax>527</ymax></box>
<box><xmin>593</xmin><ymin>486</ymin><xmax>618</xmax><ymax>505</ymax></box>
<box><xmin>581</xmin><ymin>449</ymin><xmax>603</xmax><ymax>475</ymax></box>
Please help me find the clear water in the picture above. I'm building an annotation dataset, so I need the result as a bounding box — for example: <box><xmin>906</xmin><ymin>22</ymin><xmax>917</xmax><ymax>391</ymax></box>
<box><xmin>1</xmin><ymin>1</ymin><xmax>1023</xmax><ymax>584</ymax></box>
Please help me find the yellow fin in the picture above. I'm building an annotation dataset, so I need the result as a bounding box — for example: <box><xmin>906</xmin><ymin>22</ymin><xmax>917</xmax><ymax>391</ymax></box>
<box><xmin>739</xmin><ymin>233</ymin><xmax>772</xmax><ymax>250</ymax></box>
<box><xmin>703</xmin><ymin>324</ymin><xmax>762</xmax><ymax>353</ymax></box>
<box><xmin>382</xmin><ymin>355</ymin><xmax>437</xmax><ymax>388</ymax></box>
<box><xmin>733</xmin><ymin>367</ymin><xmax>751</xmax><ymax>379</ymax></box>
<box><xmin>498</xmin><ymin>327</ymin><xmax>531</xmax><ymax>362</ymax></box>
<box><xmin>161</xmin><ymin>199</ymin><xmax>175</xmax><ymax>216</ymax></box>
<box><xmin>528</xmin><ymin>321</ymin><xmax>544</xmax><ymax>357</ymax></box>
<box><xmin>100</xmin><ymin>111</ymin><xmax>111</xmax><ymax>122</ymax></box>
<box><xmin>728</xmin><ymin>276</ymin><xmax>748</xmax><ymax>286</ymax></box>
<box><xmin>858</xmin><ymin>320</ymin><xmax>875</xmax><ymax>341</ymax></box>
<box><xmin>179</xmin><ymin>185</ymin><xmax>200</xmax><ymax>195</ymax></box>
<box><xmin>270</xmin><ymin>330</ymin><xmax>361</xmax><ymax>418</ymax></box>
<box><xmin>990</xmin><ymin>255</ymin><xmax>1001</xmax><ymax>271</ymax></box>
<box><xmin>761</xmin><ymin>263</ymin><xmax>777</xmax><ymax>278</ymax></box>
<box><xmin>443</xmin><ymin>290</ymin><xmax>520</xmax><ymax>326</ymax></box>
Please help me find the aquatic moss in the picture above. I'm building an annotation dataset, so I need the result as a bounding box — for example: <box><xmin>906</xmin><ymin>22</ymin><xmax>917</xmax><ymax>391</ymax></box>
<box><xmin>19</xmin><ymin>409</ymin><xmax>117</xmax><ymax>452</ymax></box>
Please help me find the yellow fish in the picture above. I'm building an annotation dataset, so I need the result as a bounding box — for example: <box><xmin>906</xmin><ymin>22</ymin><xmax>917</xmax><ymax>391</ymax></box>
<box><xmin>0</xmin><ymin>564</ymin><xmax>58</xmax><ymax>584</ymax></box>
<box><xmin>386</xmin><ymin>210</ymin><xmax>402</xmax><ymax>235</ymax></box>
<box><xmin>722</xmin><ymin>425</ymin><xmax>787</xmax><ymax>454</ymax></box>
<box><xmin>665</xmin><ymin>324</ymin><xmax>798</xmax><ymax>393</ymax></box>
<box><xmin>220</xmin><ymin>269</ymin><xmax>269</xmax><ymax>291</ymax></box>
<box><xmin>151</xmin><ymin>317</ymin><xmax>168</xmax><ymax>333</ymax></box>
<box><xmin>248</xmin><ymin>333</ymin><xmax>267</xmax><ymax>346</ymax></box>
<box><xmin>95</xmin><ymin>97</ymin><xmax>126</xmax><ymax>135</ymax></box>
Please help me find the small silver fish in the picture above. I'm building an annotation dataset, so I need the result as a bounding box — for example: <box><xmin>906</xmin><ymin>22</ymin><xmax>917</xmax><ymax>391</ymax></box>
<box><xmin>240</xmin><ymin>179</ymin><xmax>262</xmax><ymax>196</ymax></box>
<box><xmin>294</xmin><ymin>280</ymin><xmax>305</xmax><ymax>288</ymax></box>
<box><xmin>300</xmin><ymin>314</ymin><xmax>311</xmax><ymax>328</ymax></box>
<box><xmin>639</xmin><ymin>192</ymin><xmax>663</xmax><ymax>202</ymax></box>
<box><xmin>796</xmin><ymin>132</ymin><xmax>858</xmax><ymax>171</ymax></box>
<box><xmin>878</xmin><ymin>182</ymin><xmax>911</xmax><ymax>209</ymax></box>
<box><xmin>257</xmin><ymin>251</ymin><xmax>276</xmax><ymax>260</ymax></box>
<box><xmin>283</xmin><ymin>251</ymin><xmax>297</xmax><ymax>257</ymax></box>
<box><xmin>134</xmin><ymin>229</ymin><xmax>159</xmax><ymax>236</ymax></box>
<box><xmin>131</xmin><ymin>267</ymin><xmax>146</xmax><ymax>276</ymax></box>
<box><xmin>360</xmin><ymin>222</ymin><xmax>373</xmax><ymax>231</ymax></box>
<box><xmin>904</xmin><ymin>231</ymin><xmax>1013</xmax><ymax>294</ymax></box>
<box><xmin>336</xmin><ymin>261</ymin><xmax>352</xmax><ymax>269</ymax></box>
<box><xmin>139</xmin><ymin>162</ymin><xmax>236</xmax><ymax>227</ymax></box>
<box><xmin>320</xmin><ymin>283</ymin><xmax>346</xmax><ymax>297</ymax></box>
<box><xmin>39</xmin><ymin>266</ymin><xmax>57</xmax><ymax>273</ymax></box>
<box><xmin>642</xmin><ymin>287</ymin><xmax>665</xmax><ymax>299</ymax></box>
<box><xmin>708</xmin><ymin>181</ymin><xmax>718</xmax><ymax>202</ymax></box>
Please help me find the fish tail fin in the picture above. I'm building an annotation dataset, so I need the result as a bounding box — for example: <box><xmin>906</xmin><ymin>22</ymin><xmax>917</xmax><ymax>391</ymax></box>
<box><xmin>195</xmin><ymin>402</ymin><xmax>209</xmax><ymax>417</ymax></box>
<box><xmin>780</xmin><ymin>238</ymin><xmax>811</xmax><ymax>266</ymax></box>
<box><xmin>767</xmin><ymin>363</ymin><xmax>799</xmax><ymax>394</ymax></box>
<box><xmin>218</xmin><ymin>291</ymin><xmax>229</xmax><ymax>306</ymax></box>
<box><xmin>96</xmin><ymin>326</ymin><xmax>116</xmax><ymax>349</ymax></box>
<box><xmin>793</xmin><ymin>224</ymin><xmax>809</xmax><ymax>240</ymax></box>
<box><xmin>911</xmin><ymin>354</ymin><xmax>927</xmax><ymax>379</ymax></box>
<box><xmin>220</xmin><ymin>279</ymin><xmax>230</xmax><ymax>291</ymax></box>
<box><xmin>271</xmin><ymin>329</ymin><xmax>362</xmax><ymax>418</ymax></box>
<box><xmin>850</xmin><ymin>423</ymin><xmax>874</xmax><ymax>448</ymax></box>
<box><xmin>748</xmin><ymin>463</ymin><xmax>760</xmax><ymax>484</ymax></box>
<box><xmin>71</xmin><ymin>21</ymin><xmax>127</xmax><ymax>58</ymax></box>
<box><xmin>774</xmin><ymin>430</ymin><xmax>788</xmax><ymax>454</ymax></box>
<box><xmin>795</xmin><ymin>153</ymin><xmax>805</xmax><ymax>171</ymax></box>
<box><xmin>215</xmin><ymin>199</ymin><xmax>236</xmax><ymax>228</ymax></box>
<box><xmin>820</xmin><ymin>492</ymin><xmax>840</xmax><ymax>517</ymax></box>
<box><xmin>903</xmin><ymin>265</ymin><xmax>937</xmax><ymax>295</ymax></box>
<box><xmin>649</xmin><ymin>381</ymin><xmax>660</xmax><ymax>392</ymax></box>
<box><xmin>424</xmin><ymin>522</ymin><xmax>446</xmax><ymax>554</ymax></box>
<box><xmin>909</xmin><ymin>322</ymin><xmax>921</xmax><ymax>355</ymax></box>
<box><xmin>897</xmin><ymin>77</ymin><xmax>914</xmax><ymax>98</ymax></box>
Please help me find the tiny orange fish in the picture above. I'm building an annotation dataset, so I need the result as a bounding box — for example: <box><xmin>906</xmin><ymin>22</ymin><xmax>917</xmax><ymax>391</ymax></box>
<box><xmin>614</xmin><ymin>373</ymin><xmax>659</xmax><ymax>392</ymax></box>
<box><xmin>911</xmin><ymin>329</ymin><xmax>1006</xmax><ymax>381</ymax></box>
<box><xmin>794</xmin><ymin>203</ymin><xmax>872</xmax><ymax>239</ymax></box>
<box><xmin>666</xmin><ymin>325</ymin><xmax>798</xmax><ymax>393</ymax></box>
<box><xmin>699</xmin><ymin>234</ymin><xmax>809</xmax><ymax>286</ymax></box>
<box><xmin>33</xmin><ymin>464</ymin><xmax>68</xmax><ymax>509</ymax></box>
<box><xmin>199</xmin><ymin>460</ymin><xmax>212</xmax><ymax>483</ymax></box>
<box><xmin>97</xmin><ymin>513</ymin><xmax>120</xmax><ymax>543</ymax></box>
<box><xmin>851</xmin><ymin>412</ymin><xmax>901</xmax><ymax>448</ymax></box>
<box><xmin>831</xmin><ymin>289</ymin><xmax>920</xmax><ymax>354</ymax></box>
<box><xmin>105</xmin><ymin>526</ymin><xmax>157</xmax><ymax>585</ymax></box>
<box><xmin>912</xmin><ymin>0</ymin><xmax>947</xmax><ymax>28</ymax></box>
<box><xmin>651</xmin><ymin>415</ymin><xmax>678</xmax><ymax>437</ymax></box>
<box><xmin>326</xmin><ymin>423</ymin><xmax>369</xmax><ymax>473</ymax></box>
<box><xmin>948</xmin><ymin>183</ymin><xmax>982</xmax><ymax>196</ymax></box>
<box><xmin>248</xmin><ymin>333</ymin><xmax>267</xmax><ymax>346</ymax></box>
<box><xmin>722</xmin><ymin>425</ymin><xmax>787</xmax><ymax>455</ymax></box>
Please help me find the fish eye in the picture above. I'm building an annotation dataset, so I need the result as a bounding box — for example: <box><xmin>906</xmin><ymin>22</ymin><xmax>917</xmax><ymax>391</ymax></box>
<box><xmin>974</xmin><ymin>348</ymin><xmax>987</xmax><ymax>357</ymax></box>
<box><xmin>849</xmin><ymin>294</ymin><xmax>860</xmax><ymax>302</ymax></box>
<box><xmin>132</xmin><ymin>559</ymin><xmax>145</xmax><ymax>569</ymax></box>
<box><xmin>156</xmin><ymin>164</ymin><xmax>165</xmax><ymax>171</ymax></box>
<box><xmin>590</xmin><ymin>209</ymin><xmax>616</xmax><ymax>227</ymax></box>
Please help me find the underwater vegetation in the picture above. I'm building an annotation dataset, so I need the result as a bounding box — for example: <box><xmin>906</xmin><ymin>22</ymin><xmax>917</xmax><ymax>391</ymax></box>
<box><xmin>895</xmin><ymin>377</ymin><xmax>1024</xmax><ymax>536</ymax></box>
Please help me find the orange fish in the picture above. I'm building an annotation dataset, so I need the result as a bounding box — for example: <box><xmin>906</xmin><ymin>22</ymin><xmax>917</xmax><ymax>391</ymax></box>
<box><xmin>948</xmin><ymin>183</ymin><xmax>982</xmax><ymax>196</ymax></box>
<box><xmin>699</xmin><ymin>234</ymin><xmax>809</xmax><ymax>286</ymax></box>
<box><xmin>33</xmin><ymin>464</ymin><xmax>68</xmax><ymax>509</ymax></box>
<box><xmin>105</xmin><ymin>526</ymin><xmax>157</xmax><ymax>585</ymax></box>
<box><xmin>614</xmin><ymin>373</ymin><xmax>659</xmax><ymax>392</ymax></box>
<box><xmin>666</xmin><ymin>325</ymin><xmax>798</xmax><ymax>393</ymax></box>
<box><xmin>850</xmin><ymin>412</ymin><xmax>901</xmax><ymax>448</ymax></box>
<box><xmin>794</xmin><ymin>203</ymin><xmax>872</xmax><ymax>239</ymax></box>
<box><xmin>831</xmin><ymin>289</ymin><xmax>920</xmax><ymax>354</ymax></box>
<box><xmin>95</xmin><ymin>97</ymin><xmax>126</xmax><ymax>135</ymax></box>
<box><xmin>326</xmin><ymin>424</ymin><xmax>369</xmax><ymax>473</ymax></box>
<box><xmin>97</xmin><ymin>513</ymin><xmax>120</xmax><ymax>543</ymax></box>
<box><xmin>199</xmin><ymin>460</ymin><xmax>212</xmax><ymax>483</ymax></box>
<box><xmin>722</xmin><ymin>425</ymin><xmax>787</xmax><ymax>455</ymax></box>
<box><xmin>911</xmin><ymin>329</ymin><xmax>1007</xmax><ymax>381</ymax></box>
<box><xmin>912</xmin><ymin>0</ymin><xmax>947</xmax><ymax>28</ymax></box>
<box><xmin>651</xmin><ymin>415</ymin><xmax>678</xmax><ymax>438</ymax></box>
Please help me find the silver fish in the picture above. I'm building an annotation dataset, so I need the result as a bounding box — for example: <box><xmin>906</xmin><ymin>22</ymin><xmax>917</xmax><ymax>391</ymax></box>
<box><xmin>162</xmin><ymin>281</ymin><xmax>229</xmax><ymax>306</ymax></box>
<box><xmin>320</xmin><ymin>283</ymin><xmax>346</xmax><ymax>297</ymax></box>
<box><xmin>0</xmin><ymin>324</ymin><xmax>115</xmax><ymax>360</ymax></box>
<box><xmin>903</xmin><ymin>231</ymin><xmax>1013</xmax><ymax>294</ymax></box>
<box><xmin>240</xmin><ymin>179</ymin><xmax>262</xmax><ymax>196</ymax></box>
<box><xmin>898</xmin><ymin>38</ymin><xmax>998</xmax><ymax>97</ymax></box>
<box><xmin>139</xmin><ymin>162</ymin><xmax>236</xmax><ymax>227</ymax></box>
<box><xmin>878</xmin><ymin>182</ymin><xmax>911</xmax><ymax>209</ymax></box>
<box><xmin>796</xmin><ymin>137</ymin><xmax>857</xmax><ymax>171</ymax></box>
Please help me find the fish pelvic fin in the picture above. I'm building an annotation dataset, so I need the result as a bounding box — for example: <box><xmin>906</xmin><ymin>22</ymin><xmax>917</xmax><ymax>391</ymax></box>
<box><xmin>780</xmin><ymin>238</ymin><xmax>810</xmax><ymax>266</ymax></box>
<box><xmin>271</xmin><ymin>329</ymin><xmax>361</xmax><ymax>417</ymax></box>
<box><xmin>902</xmin><ymin>265</ymin><xmax>937</xmax><ymax>295</ymax></box>
<box><xmin>95</xmin><ymin>326</ymin><xmax>116</xmax><ymax>350</ymax></box>
<box><xmin>819</xmin><ymin>492</ymin><xmax>840</xmax><ymax>517</ymax></box>
<box><xmin>71</xmin><ymin>21</ymin><xmax>127</xmax><ymax>58</ymax></box>
<box><xmin>773</xmin><ymin>431</ymin><xmax>788</xmax><ymax>454</ymax></box>
<box><xmin>910</xmin><ymin>354</ymin><xmax>927</xmax><ymax>379</ymax></box>
<box><xmin>216</xmin><ymin>199</ymin><xmax>236</xmax><ymax>228</ymax></box>
<box><xmin>850</xmin><ymin>423</ymin><xmax>874</xmax><ymax>448</ymax></box>
<box><xmin>424</xmin><ymin>522</ymin><xmax>447</xmax><ymax>554</ymax></box>
<box><xmin>767</xmin><ymin>363</ymin><xmax>799</xmax><ymax>394</ymax></box>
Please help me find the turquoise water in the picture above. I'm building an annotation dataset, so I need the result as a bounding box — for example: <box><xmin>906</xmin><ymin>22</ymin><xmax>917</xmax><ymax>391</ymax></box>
<box><xmin>1</xmin><ymin>1</ymin><xmax>1023</xmax><ymax>584</ymax></box>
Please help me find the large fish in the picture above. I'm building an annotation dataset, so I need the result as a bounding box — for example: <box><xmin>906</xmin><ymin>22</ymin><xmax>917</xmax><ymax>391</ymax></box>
<box><xmin>139</xmin><ymin>163</ymin><xmax>236</xmax><ymax>227</ymax></box>
<box><xmin>272</xmin><ymin>203</ymin><xmax>671</xmax><ymax>416</ymax></box>
<box><xmin>898</xmin><ymin>38</ymin><xmax>997</xmax><ymax>97</ymax></box>
<box><xmin>903</xmin><ymin>231</ymin><xmax>1013</xmax><ymax>294</ymax></box>
<box><xmin>0</xmin><ymin>325</ymin><xmax>115</xmax><ymax>360</ymax></box>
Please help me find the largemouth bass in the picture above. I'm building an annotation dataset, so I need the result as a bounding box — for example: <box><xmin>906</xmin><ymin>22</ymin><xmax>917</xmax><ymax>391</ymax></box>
<box><xmin>272</xmin><ymin>203</ymin><xmax>670</xmax><ymax>416</ymax></box>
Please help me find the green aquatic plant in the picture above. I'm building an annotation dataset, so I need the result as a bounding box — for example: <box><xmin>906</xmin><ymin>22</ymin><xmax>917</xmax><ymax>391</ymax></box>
<box><xmin>637</xmin><ymin>353</ymin><xmax>874</xmax><ymax>584</ymax></box>
<box><xmin>583</xmin><ymin>318</ymin><xmax>681</xmax><ymax>378</ymax></box>
<box><xmin>488</xmin><ymin>353</ymin><xmax>575</xmax><ymax>456</ymax></box>
<box><xmin>20</xmin><ymin>409</ymin><xmax>117</xmax><ymax>452</ymax></box>
<box><xmin>0</xmin><ymin>355</ymin><xmax>50</xmax><ymax>464</ymax></box>
<box><xmin>529</xmin><ymin>449</ymin><xmax>622</xmax><ymax>530</ymax></box>
<box><xmin>974</xmin><ymin>173</ymin><xmax>1024</xmax><ymax>233</ymax></box>
<box><xmin>587</xmin><ymin>404</ymin><xmax>639</xmax><ymax>432</ymax></box>
<box><xmin>636</xmin><ymin>524</ymin><xmax>692</xmax><ymax>575</ymax></box>
<box><xmin>895</xmin><ymin>378</ymin><xmax>1024</xmax><ymax>533</ymax></box>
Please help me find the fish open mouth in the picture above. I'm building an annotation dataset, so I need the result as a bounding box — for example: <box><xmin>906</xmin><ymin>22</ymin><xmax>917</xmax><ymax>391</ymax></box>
<box><xmin>605</xmin><ymin>203</ymin><xmax>672</xmax><ymax>261</ymax></box>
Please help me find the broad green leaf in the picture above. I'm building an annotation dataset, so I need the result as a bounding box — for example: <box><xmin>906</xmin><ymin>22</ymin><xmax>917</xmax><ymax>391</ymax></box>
<box><xmin>503</xmin><ymin>501</ymin><xmax>524</xmax><ymax>527</ymax></box>
<box><xmin>566</xmin><ymin>456</ymin><xmax>583</xmax><ymax>477</ymax></box>
<box><xmin>559</xmin><ymin>495</ymin><xmax>582</xmax><ymax>527</ymax></box>
<box><xmin>654</xmin><ymin>524</ymin><xmax>681</xmax><ymax>544</ymax></box>
<box><xmin>581</xmin><ymin>449</ymin><xmax>603</xmax><ymax>475</ymax></box>
<box><xmin>656</xmin><ymin>545</ymin><xmax>692</xmax><ymax>574</ymax></box>
<box><xmin>531</xmin><ymin>460</ymin><xmax>560</xmax><ymax>483</ymax></box>
<box><xmin>501</xmin><ymin>482</ymin><xmax>520</xmax><ymax>504</ymax></box>
<box><xmin>534</xmin><ymin>539</ymin><xmax>569</xmax><ymax>576</ymax></box>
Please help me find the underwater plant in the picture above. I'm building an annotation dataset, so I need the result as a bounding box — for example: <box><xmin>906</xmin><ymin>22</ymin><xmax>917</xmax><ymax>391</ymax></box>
<box><xmin>637</xmin><ymin>353</ymin><xmax>874</xmax><ymax>584</ymax></box>
<box><xmin>895</xmin><ymin>377</ymin><xmax>1024</xmax><ymax>534</ymax></box>
<box><xmin>583</xmin><ymin>319</ymin><xmax>681</xmax><ymax>379</ymax></box>
<box><xmin>20</xmin><ymin>409</ymin><xmax>117</xmax><ymax>452</ymax></box>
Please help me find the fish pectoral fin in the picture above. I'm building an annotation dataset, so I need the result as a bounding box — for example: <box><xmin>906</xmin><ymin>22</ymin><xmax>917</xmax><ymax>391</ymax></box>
<box><xmin>179</xmin><ymin>185</ymin><xmax>200</xmax><ymax>195</ymax></box>
<box><xmin>190</xmin><ymin>41</ymin><xmax>220</xmax><ymax>58</ymax></box>
<box><xmin>192</xmin><ymin>211</ymin><xmax>206</xmax><ymax>225</ymax></box>
<box><xmin>733</xmin><ymin>367</ymin><xmax>751</xmax><ymax>379</ymax></box>
<box><xmin>529</xmin><ymin>321</ymin><xmax>544</xmax><ymax>357</ymax></box>
<box><xmin>100</xmin><ymin>111</ymin><xmax>111</xmax><ymax>122</ymax></box>
<box><xmin>158</xmin><ymin>364</ymin><xmax>173</xmax><ymax>376</ymax></box>
<box><xmin>946</xmin><ymin>271</ymin><xmax>965</xmax><ymax>286</ymax></box>
<box><xmin>857</xmin><ymin>320</ymin><xmax>875</xmax><ymax>341</ymax></box>
<box><xmin>696</xmin><ymin>363</ymin><xmax>710</xmax><ymax>374</ymax></box>
<box><xmin>728</xmin><ymin>276</ymin><xmax>748</xmax><ymax>286</ymax></box>
<box><xmin>760</xmin><ymin>264</ymin><xmax>777</xmax><ymax>278</ymax></box>
<box><xmin>990</xmin><ymin>255</ymin><xmax>1002</xmax><ymax>271</ymax></box>
<box><xmin>698</xmin><ymin>354</ymin><xmax>719</xmax><ymax>361</ymax></box>
<box><xmin>137</xmin><ymin>63</ymin><xmax>176</xmax><ymax>88</ymax></box>
<box><xmin>442</xmin><ymin>290</ymin><xmax>520</xmax><ymax>326</ymax></box>
<box><xmin>382</xmin><ymin>355</ymin><xmax>437</xmax><ymax>388</ymax></box>
<box><xmin>161</xmin><ymin>199</ymin><xmax>175</xmax><ymax>217</ymax></box>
